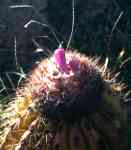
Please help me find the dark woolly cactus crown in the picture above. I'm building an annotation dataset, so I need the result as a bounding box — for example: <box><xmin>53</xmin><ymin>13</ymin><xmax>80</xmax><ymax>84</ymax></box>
<box><xmin>18</xmin><ymin>47</ymin><xmax>105</xmax><ymax>122</ymax></box>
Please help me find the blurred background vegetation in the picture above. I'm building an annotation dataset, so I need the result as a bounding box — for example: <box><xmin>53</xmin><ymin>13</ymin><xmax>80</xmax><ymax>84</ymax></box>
<box><xmin>0</xmin><ymin>0</ymin><xmax>131</xmax><ymax>114</ymax></box>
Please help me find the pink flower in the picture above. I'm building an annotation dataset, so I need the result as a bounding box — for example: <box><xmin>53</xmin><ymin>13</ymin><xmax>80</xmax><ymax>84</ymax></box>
<box><xmin>54</xmin><ymin>47</ymin><xmax>80</xmax><ymax>74</ymax></box>
<box><xmin>54</xmin><ymin>47</ymin><xmax>69</xmax><ymax>74</ymax></box>
<box><xmin>68</xmin><ymin>58</ymin><xmax>80</xmax><ymax>72</ymax></box>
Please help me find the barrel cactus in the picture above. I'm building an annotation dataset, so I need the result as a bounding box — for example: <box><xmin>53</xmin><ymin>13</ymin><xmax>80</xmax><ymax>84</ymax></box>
<box><xmin>0</xmin><ymin>47</ymin><xmax>128</xmax><ymax>150</ymax></box>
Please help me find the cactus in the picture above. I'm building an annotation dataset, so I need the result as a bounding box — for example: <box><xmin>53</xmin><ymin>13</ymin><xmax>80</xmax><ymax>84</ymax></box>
<box><xmin>0</xmin><ymin>47</ymin><xmax>128</xmax><ymax>150</ymax></box>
